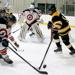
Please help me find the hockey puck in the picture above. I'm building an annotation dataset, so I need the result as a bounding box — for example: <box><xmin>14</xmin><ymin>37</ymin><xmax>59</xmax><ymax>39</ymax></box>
<box><xmin>43</xmin><ymin>64</ymin><xmax>47</xmax><ymax>68</ymax></box>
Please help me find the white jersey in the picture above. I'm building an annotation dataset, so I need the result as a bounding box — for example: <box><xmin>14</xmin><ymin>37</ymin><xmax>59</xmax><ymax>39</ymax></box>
<box><xmin>21</xmin><ymin>9</ymin><xmax>40</xmax><ymax>25</ymax></box>
<box><xmin>0</xmin><ymin>17</ymin><xmax>16</xmax><ymax>50</ymax></box>
<box><xmin>0</xmin><ymin>24</ymin><xmax>7</xmax><ymax>50</ymax></box>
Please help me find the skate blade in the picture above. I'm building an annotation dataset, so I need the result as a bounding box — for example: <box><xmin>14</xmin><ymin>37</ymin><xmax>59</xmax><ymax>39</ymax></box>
<box><xmin>70</xmin><ymin>54</ymin><xmax>75</xmax><ymax>57</ymax></box>
<box><xmin>0</xmin><ymin>59</ymin><xmax>14</xmax><ymax>66</ymax></box>
<box><xmin>55</xmin><ymin>51</ymin><xmax>62</xmax><ymax>54</ymax></box>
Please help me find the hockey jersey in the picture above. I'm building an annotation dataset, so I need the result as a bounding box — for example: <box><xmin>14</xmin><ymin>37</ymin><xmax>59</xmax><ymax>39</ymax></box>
<box><xmin>0</xmin><ymin>16</ymin><xmax>16</xmax><ymax>50</ymax></box>
<box><xmin>51</xmin><ymin>11</ymin><xmax>71</xmax><ymax>36</ymax></box>
<box><xmin>20</xmin><ymin>9</ymin><xmax>41</xmax><ymax>25</ymax></box>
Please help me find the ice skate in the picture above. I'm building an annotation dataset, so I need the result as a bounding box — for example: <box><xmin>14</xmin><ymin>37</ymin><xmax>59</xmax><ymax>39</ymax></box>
<box><xmin>69</xmin><ymin>50</ymin><xmax>75</xmax><ymax>55</ymax></box>
<box><xmin>54</xmin><ymin>47</ymin><xmax>62</xmax><ymax>53</ymax></box>
<box><xmin>2</xmin><ymin>55</ymin><xmax>13</xmax><ymax>64</ymax></box>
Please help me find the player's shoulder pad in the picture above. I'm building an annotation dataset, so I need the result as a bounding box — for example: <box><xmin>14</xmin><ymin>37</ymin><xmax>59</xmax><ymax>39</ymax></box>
<box><xmin>33</xmin><ymin>9</ymin><xmax>39</xmax><ymax>14</ymax></box>
<box><xmin>33</xmin><ymin>9</ymin><xmax>36</xmax><ymax>12</ymax></box>
<box><xmin>23</xmin><ymin>9</ymin><xmax>30</xmax><ymax>12</ymax></box>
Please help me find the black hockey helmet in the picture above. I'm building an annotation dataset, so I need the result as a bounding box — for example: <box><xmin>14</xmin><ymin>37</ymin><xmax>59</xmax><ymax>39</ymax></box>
<box><xmin>8</xmin><ymin>14</ymin><xmax>16</xmax><ymax>23</ymax></box>
<box><xmin>48</xmin><ymin>5</ymin><xmax>56</xmax><ymax>15</ymax></box>
<box><xmin>6</xmin><ymin>14</ymin><xmax>17</xmax><ymax>28</ymax></box>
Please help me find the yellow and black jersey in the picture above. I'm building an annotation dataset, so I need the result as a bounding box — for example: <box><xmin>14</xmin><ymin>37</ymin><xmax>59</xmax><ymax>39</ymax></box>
<box><xmin>51</xmin><ymin>13</ymin><xmax>71</xmax><ymax>36</ymax></box>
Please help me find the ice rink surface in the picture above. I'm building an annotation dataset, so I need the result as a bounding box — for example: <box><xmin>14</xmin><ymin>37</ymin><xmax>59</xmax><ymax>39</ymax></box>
<box><xmin>0</xmin><ymin>15</ymin><xmax>75</xmax><ymax>75</ymax></box>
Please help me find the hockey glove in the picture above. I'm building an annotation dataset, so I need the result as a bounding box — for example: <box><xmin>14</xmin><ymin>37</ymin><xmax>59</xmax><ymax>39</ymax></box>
<box><xmin>47</xmin><ymin>21</ymin><xmax>52</xmax><ymax>29</ymax></box>
<box><xmin>14</xmin><ymin>42</ymin><xmax>19</xmax><ymax>47</ymax></box>
<box><xmin>2</xmin><ymin>39</ymin><xmax>9</xmax><ymax>47</ymax></box>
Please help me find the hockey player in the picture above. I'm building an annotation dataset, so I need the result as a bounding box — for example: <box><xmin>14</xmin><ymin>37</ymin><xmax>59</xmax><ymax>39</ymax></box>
<box><xmin>0</xmin><ymin>12</ymin><xmax>19</xmax><ymax>64</ymax></box>
<box><xmin>29</xmin><ymin>6</ymin><xmax>42</xmax><ymax>37</ymax></box>
<box><xmin>18</xmin><ymin>4</ymin><xmax>44</xmax><ymax>42</ymax></box>
<box><xmin>29</xmin><ymin>3</ymin><xmax>42</xmax><ymax>37</ymax></box>
<box><xmin>47</xmin><ymin>5</ymin><xmax>75</xmax><ymax>55</ymax></box>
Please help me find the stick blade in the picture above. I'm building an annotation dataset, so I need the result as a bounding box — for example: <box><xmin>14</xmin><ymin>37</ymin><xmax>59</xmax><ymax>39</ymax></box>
<box><xmin>39</xmin><ymin>71</ymin><xmax>48</xmax><ymax>74</ymax></box>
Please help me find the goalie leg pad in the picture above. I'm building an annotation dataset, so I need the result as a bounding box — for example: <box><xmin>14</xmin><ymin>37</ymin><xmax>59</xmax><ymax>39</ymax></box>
<box><xmin>31</xmin><ymin>23</ymin><xmax>44</xmax><ymax>41</ymax></box>
<box><xmin>18</xmin><ymin>23</ymin><xmax>29</xmax><ymax>41</ymax></box>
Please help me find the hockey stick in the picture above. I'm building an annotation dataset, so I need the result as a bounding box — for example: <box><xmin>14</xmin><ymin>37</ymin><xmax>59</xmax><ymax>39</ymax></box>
<box><xmin>8</xmin><ymin>46</ymin><xmax>48</xmax><ymax>74</ymax></box>
<box><xmin>8</xmin><ymin>39</ymin><xmax>24</xmax><ymax>51</ymax></box>
<box><xmin>9</xmin><ymin>41</ymin><xmax>17</xmax><ymax>51</ymax></box>
<box><xmin>9</xmin><ymin>28</ymin><xmax>21</xmax><ymax>35</ymax></box>
<box><xmin>11</xmin><ymin>28</ymin><xmax>20</xmax><ymax>34</ymax></box>
<box><xmin>39</xmin><ymin>27</ymin><xmax>53</xmax><ymax>70</ymax></box>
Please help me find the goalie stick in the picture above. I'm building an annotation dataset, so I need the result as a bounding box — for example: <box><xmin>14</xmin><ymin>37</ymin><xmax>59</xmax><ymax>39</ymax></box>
<box><xmin>9</xmin><ymin>28</ymin><xmax>21</xmax><ymax>35</ymax></box>
<box><xmin>11</xmin><ymin>28</ymin><xmax>20</xmax><ymax>34</ymax></box>
<box><xmin>39</xmin><ymin>26</ymin><xmax>53</xmax><ymax>70</ymax></box>
<box><xmin>8</xmin><ymin>46</ymin><xmax>48</xmax><ymax>74</ymax></box>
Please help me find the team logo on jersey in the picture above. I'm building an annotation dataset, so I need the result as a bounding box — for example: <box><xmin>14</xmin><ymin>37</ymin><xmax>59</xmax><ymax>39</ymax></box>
<box><xmin>27</xmin><ymin>14</ymin><xmax>33</xmax><ymax>21</ymax></box>
<box><xmin>0</xmin><ymin>29</ymin><xmax>7</xmax><ymax>37</ymax></box>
